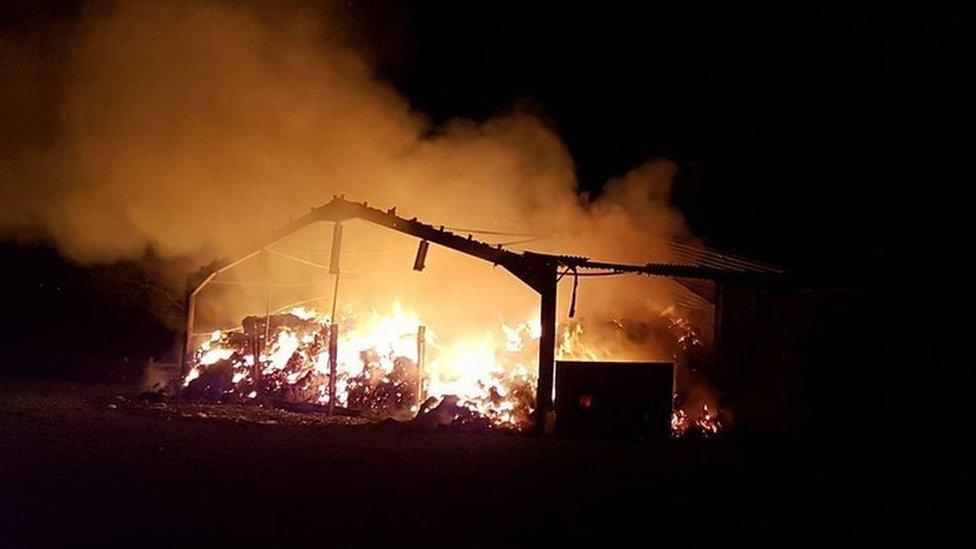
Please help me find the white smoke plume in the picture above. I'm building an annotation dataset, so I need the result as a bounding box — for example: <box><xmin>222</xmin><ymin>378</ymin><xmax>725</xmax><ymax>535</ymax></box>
<box><xmin>1</xmin><ymin>1</ymin><xmax>692</xmax><ymax>341</ymax></box>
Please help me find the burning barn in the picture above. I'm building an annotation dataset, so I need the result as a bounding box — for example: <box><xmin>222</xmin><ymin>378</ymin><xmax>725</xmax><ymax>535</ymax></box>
<box><xmin>177</xmin><ymin>197</ymin><xmax>786</xmax><ymax>438</ymax></box>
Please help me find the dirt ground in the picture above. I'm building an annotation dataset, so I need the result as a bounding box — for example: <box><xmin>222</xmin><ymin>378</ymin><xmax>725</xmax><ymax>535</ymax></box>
<box><xmin>0</xmin><ymin>378</ymin><xmax>951</xmax><ymax>547</ymax></box>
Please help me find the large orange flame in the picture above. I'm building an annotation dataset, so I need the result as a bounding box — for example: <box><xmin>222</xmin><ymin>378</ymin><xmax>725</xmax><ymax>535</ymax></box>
<box><xmin>183</xmin><ymin>301</ymin><xmax>722</xmax><ymax>435</ymax></box>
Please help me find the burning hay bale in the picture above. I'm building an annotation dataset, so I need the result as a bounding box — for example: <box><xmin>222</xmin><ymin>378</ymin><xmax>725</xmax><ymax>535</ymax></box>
<box><xmin>184</xmin><ymin>311</ymin><xmax>421</xmax><ymax>419</ymax></box>
<box><xmin>347</xmin><ymin>354</ymin><xmax>418</xmax><ymax>416</ymax></box>
<box><xmin>182</xmin><ymin>306</ymin><xmax>533</xmax><ymax>428</ymax></box>
<box><xmin>670</xmin><ymin>404</ymin><xmax>725</xmax><ymax>438</ymax></box>
<box><xmin>411</xmin><ymin>395</ymin><xmax>492</xmax><ymax>430</ymax></box>
<box><xmin>182</xmin><ymin>359</ymin><xmax>237</xmax><ymax>402</ymax></box>
<box><xmin>182</xmin><ymin>304</ymin><xmax>726</xmax><ymax>436</ymax></box>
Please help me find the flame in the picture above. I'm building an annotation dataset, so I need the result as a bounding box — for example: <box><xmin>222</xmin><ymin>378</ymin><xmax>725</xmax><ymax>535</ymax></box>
<box><xmin>183</xmin><ymin>301</ymin><xmax>722</xmax><ymax>435</ymax></box>
<box><xmin>184</xmin><ymin>301</ymin><xmax>541</xmax><ymax>428</ymax></box>
<box><xmin>670</xmin><ymin>404</ymin><xmax>723</xmax><ymax>438</ymax></box>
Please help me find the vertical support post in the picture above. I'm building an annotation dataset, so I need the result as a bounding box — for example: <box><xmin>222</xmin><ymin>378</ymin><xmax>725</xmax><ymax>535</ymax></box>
<box><xmin>180</xmin><ymin>286</ymin><xmax>196</xmax><ymax>380</ymax></box>
<box><xmin>328</xmin><ymin>323</ymin><xmax>338</xmax><ymax>414</ymax></box>
<box><xmin>712</xmin><ymin>281</ymin><xmax>728</xmax><ymax>395</ymax></box>
<box><xmin>713</xmin><ymin>281</ymin><xmax>724</xmax><ymax>363</ymax></box>
<box><xmin>250</xmin><ymin>318</ymin><xmax>262</xmax><ymax>387</ymax></box>
<box><xmin>416</xmin><ymin>325</ymin><xmax>427</xmax><ymax>407</ymax></box>
<box><xmin>327</xmin><ymin>222</ymin><xmax>343</xmax><ymax>415</ymax></box>
<box><xmin>329</xmin><ymin>223</ymin><xmax>343</xmax><ymax>275</ymax></box>
<box><xmin>535</xmin><ymin>264</ymin><xmax>558</xmax><ymax>435</ymax></box>
<box><xmin>263</xmin><ymin>249</ymin><xmax>272</xmax><ymax>354</ymax></box>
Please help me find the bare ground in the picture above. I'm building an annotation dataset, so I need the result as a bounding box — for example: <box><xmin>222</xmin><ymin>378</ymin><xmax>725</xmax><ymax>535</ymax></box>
<box><xmin>0</xmin><ymin>378</ymin><xmax>942</xmax><ymax>547</ymax></box>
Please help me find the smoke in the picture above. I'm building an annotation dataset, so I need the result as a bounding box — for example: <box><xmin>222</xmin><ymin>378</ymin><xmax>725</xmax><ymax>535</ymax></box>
<box><xmin>1</xmin><ymin>1</ymin><xmax>692</xmax><ymax>342</ymax></box>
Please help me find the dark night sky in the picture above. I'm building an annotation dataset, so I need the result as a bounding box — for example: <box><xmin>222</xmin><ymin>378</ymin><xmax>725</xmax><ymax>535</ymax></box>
<box><xmin>363</xmin><ymin>1</ymin><xmax>971</xmax><ymax>273</ymax></box>
<box><xmin>1</xmin><ymin>1</ymin><xmax>972</xmax><ymax>372</ymax></box>
<box><xmin>3</xmin><ymin>0</ymin><xmax>972</xmax><ymax>270</ymax></box>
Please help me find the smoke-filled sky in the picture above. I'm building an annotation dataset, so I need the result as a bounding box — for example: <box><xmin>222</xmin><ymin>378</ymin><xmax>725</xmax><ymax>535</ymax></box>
<box><xmin>1</xmin><ymin>0</ymin><xmax>970</xmax><ymax>380</ymax></box>
<box><xmin>2</xmin><ymin>1</ymin><xmax>683</xmax><ymax>253</ymax></box>
<box><xmin>1</xmin><ymin>1</ymin><xmax>701</xmax><ymax>336</ymax></box>
<box><xmin>2</xmin><ymin>0</ymin><xmax>971</xmax><ymax>275</ymax></box>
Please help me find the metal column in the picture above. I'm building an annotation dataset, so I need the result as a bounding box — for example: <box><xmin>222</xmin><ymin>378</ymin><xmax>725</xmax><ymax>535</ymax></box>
<box><xmin>534</xmin><ymin>264</ymin><xmax>558</xmax><ymax>435</ymax></box>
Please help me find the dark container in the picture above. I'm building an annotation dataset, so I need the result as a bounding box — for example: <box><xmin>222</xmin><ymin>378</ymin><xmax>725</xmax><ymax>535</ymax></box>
<box><xmin>554</xmin><ymin>361</ymin><xmax>674</xmax><ymax>440</ymax></box>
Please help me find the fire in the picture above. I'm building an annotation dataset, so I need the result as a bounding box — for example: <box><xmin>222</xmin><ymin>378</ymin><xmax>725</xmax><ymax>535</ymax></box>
<box><xmin>426</xmin><ymin>328</ymin><xmax>537</xmax><ymax>427</ymax></box>
<box><xmin>670</xmin><ymin>404</ymin><xmax>723</xmax><ymax>438</ymax></box>
<box><xmin>182</xmin><ymin>301</ymin><xmax>723</xmax><ymax>435</ymax></box>
<box><xmin>183</xmin><ymin>301</ymin><xmax>540</xmax><ymax>428</ymax></box>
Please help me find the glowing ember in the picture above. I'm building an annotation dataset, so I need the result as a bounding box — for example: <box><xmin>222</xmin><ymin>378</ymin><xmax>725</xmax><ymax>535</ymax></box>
<box><xmin>670</xmin><ymin>404</ymin><xmax>723</xmax><ymax>438</ymax></box>
<box><xmin>182</xmin><ymin>302</ymin><xmax>723</xmax><ymax>435</ymax></box>
<box><xmin>183</xmin><ymin>302</ymin><xmax>540</xmax><ymax>429</ymax></box>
